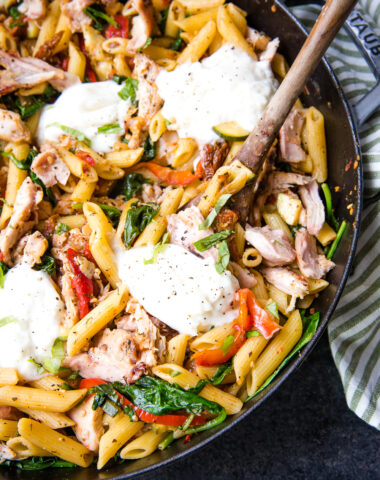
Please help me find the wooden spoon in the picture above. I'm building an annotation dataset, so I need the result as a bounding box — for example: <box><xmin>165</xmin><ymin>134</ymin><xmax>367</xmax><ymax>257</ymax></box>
<box><xmin>231</xmin><ymin>0</ymin><xmax>358</xmax><ymax>222</ymax></box>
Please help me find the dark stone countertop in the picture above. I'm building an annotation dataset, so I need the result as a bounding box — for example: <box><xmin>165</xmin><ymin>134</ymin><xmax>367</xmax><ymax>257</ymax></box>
<box><xmin>140</xmin><ymin>333</ymin><xmax>379</xmax><ymax>480</ymax></box>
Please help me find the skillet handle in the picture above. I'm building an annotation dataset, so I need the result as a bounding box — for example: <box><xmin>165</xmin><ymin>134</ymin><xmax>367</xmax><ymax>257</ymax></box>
<box><xmin>343</xmin><ymin>8</ymin><xmax>380</xmax><ymax>126</ymax></box>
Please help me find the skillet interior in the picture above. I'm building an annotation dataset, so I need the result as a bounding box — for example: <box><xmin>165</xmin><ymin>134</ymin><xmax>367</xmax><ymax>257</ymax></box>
<box><xmin>0</xmin><ymin>1</ymin><xmax>362</xmax><ymax>479</ymax></box>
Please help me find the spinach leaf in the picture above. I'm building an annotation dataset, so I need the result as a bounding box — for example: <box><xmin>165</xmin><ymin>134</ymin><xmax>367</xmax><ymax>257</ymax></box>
<box><xmin>123</xmin><ymin>202</ymin><xmax>159</xmax><ymax>247</ymax></box>
<box><xmin>30</xmin><ymin>170</ymin><xmax>56</xmax><ymax>205</ymax></box>
<box><xmin>122</xmin><ymin>172</ymin><xmax>151</xmax><ymax>200</ymax></box>
<box><xmin>84</xmin><ymin>4</ymin><xmax>119</xmax><ymax>31</ymax></box>
<box><xmin>215</xmin><ymin>240</ymin><xmax>230</xmax><ymax>274</ymax></box>
<box><xmin>9</xmin><ymin>4</ymin><xmax>22</xmax><ymax>19</ymax></box>
<box><xmin>0</xmin><ymin>151</ymin><xmax>29</xmax><ymax>170</ymax></box>
<box><xmin>0</xmin><ymin>456</ymin><xmax>77</xmax><ymax>470</ymax></box>
<box><xmin>113</xmin><ymin>74</ymin><xmax>127</xmax><ymax>85</ymax></box>
<box><xmin>28</xmin><ymin>358</ymin><xmax>45</xmax><ymax>375</ymax></box>
<box><xmin>199</xmin><ymin>194</ymin><xmax>232</xmax><ymax>230</ymax></box>
<box><xmin>138</xmin><ymin>36</ymin><xmax>152</xmax><ymax>52</ymax></box>
<box><xmin>0</xmin><ymin>316</ymin><xmax>17</xmax><ymax>327</ymax></box>
<box><xmin>54</xmin><ymin>223</ymin><xmax>70</xmax><ymax>234</ymax></box>
<box><xmin>118</xmin><ymin>78</ymin><xmax>138</xmax><ymax>105</ymax></box>
<box><xmin>158</xmin><ymin>7</ymin><xmax>169</xmax><ymax>33</ymax></box>
<box><xmin>2</xmin><ymin>85</ymin><xmax>58</xmax><ymax>120</ymax></box>
<box><xmin>113</xmin><ymin>375</ymin><xmax>222</xmax><ymax>416</ymax></box>
<box><xmin>142</xmin><ymin>136</ymin><xmax>156</xmax><ymax>161</ymax></box>
<box><xmin>170</xmin><ymin>31</ymin><xmax>183</xmax><ymax>51</ymax></box>
<box><xmin>97</xmin><ymin>123</ymin><xmax>123</xmax><ymax>134</ymax></box>
<box><xmin>90</xmin><ymin>383</ymin><xmax>122</xmax><ymax>418</ymax></box>
<box><xmin>246</xmin><ymin>311</ymin><xmax>320</xmax><ymax>402</ymax></box>
<box><xmin>210</xmin><ymin>364</ymin><xmax>233</xmax><ymax>385</ymax></box>
<box><xmin>34</xmin><ymin>254</ymin><xmax>56</xmax><ymax>275</ymax></box>
<box><xmin>193</xmin><ymin>230</ymin><xmax>233</xmax><ymax>252</ymax></box>
<box><xmin>97</xmin><ymin>203</ymin><xmax>121</xmax><ymax>227</ymax></box>
<box><xmin>0</xmin><ymin>261</ymin><xmax>9</xmax><ymax>289</ymax></box>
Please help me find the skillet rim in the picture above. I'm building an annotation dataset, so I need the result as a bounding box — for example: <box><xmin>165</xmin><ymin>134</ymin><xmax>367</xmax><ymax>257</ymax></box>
<box><xmin>0</xmin><ymin>1</ymin><xmax>363</xmax><ymax>478</ymax></box>
<box><xmin>99</xmin><ymin>2</ymin><xmax>363</xmax><ymax>478</ymax></box>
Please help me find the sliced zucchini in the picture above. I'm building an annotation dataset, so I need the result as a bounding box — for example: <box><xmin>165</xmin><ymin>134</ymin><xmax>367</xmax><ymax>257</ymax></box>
<box><xmin>212</xmin><ymin>121</ymin><xmax>250</xmax><ymax>141</ymax></box>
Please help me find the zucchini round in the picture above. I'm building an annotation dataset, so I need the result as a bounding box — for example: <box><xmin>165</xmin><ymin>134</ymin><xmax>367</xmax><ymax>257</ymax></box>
<box><xmin>212</xmin><ymin>121</ymin><xmax>250</xmax><ymax>141</ymax></box>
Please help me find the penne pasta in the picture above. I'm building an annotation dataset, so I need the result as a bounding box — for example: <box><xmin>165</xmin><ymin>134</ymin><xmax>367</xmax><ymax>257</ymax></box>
<box><xmin>120</xmin><ymin>427</ymin><xmax>168</xmax><ymax>460</ymax></box>
<box><xmin>166</xmin><ymin>334</ymin><xmax>189</xmax><ymax>365</ymax></box>
<box><xmin>0</xmin><ymin>420</ymin><xmax>18</xmax><ymax>441</ymax></box>
<box><xmin>0</xmin><ymin>368</ymin><xmax>20</xmax><ymax>386</ymax></box>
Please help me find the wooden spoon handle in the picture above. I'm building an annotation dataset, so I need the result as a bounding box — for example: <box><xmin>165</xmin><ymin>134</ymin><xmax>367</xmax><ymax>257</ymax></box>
<box><xmin>235</xmin><ymin>0</ymin><xmax>358</xmax><ymax>171</ymax></box>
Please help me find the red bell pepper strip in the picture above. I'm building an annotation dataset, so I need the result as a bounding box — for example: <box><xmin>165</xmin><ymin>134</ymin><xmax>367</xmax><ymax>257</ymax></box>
<box><xmin>67</xmin><ymin>248</ymin><xmax>93</xmax><ymax>319</ymax></box>
<box><xmin>194</xmin><ymin>289</ymin><xmax>281</xmax><ymax>366</ymax></box>
<box><xmin>105</xmin><ymin>15</ymin><xmax>129</xmax><ymax>39</ymax></box>
<box><xmin>79</xmin><ymin>378</ymin><xmax>206</xmax><ymax>427</ymax></box>
<box><xmin>79</xmin><ymin>35</ymin><xmax>97</xmax><ymax>83</ymax></box>
<box><xmin>244</xmin><ymin>289</ymin><xmax>282</xmax><ymax>339</ymax></box>
<box><xmin>137</xmin><ymin>162</ymin><xmax>197</xmax><ymax>186</ymax></box>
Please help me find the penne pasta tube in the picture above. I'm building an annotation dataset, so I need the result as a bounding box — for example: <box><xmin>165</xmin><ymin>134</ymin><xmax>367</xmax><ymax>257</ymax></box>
<box><xmin>262</xmin><ymin>210</ymin><xmax>293</xmax><ymax>243</ymax></box>
<box><xmin>247</xmin><ymin>310</ymin><xmax>303</xmax><ymax>396</ymax></box>
<box><xmin>67</xmin><ymin>286</ymin><xmax>129</xmax><ymax>356</ymax></box>
<box><xmin>105</xmin><ymin>148</ymin><xmax>144</xmax><ymax>168</ymax></box>
<box><xmin>190</xmin><ymin>323</ymin><xmax>235</xmax><ymax>351</ymax></box>
<box><xmin>216</xmin><ymin>5</ymin><xmax>255</xmax><ymax>58</ymax></box>
<box><xmin>307</xmin><ymin>107</ymin><xmax>327</xmax><ymax>183</ymax></box>
<box><xmin>233</xmin><ymin>336</ymin><xmax>268</xmax><ymax>385</ymax></box>
<box><xmin>0</xmin><ymin>386</ymin><xmax>87</xmax><ymax>412</ymax></box>
<box><xmin>152</xmin><ymin>364</ymin><xmax>242</xmax><ymax>414</ymax></box>
<box><xmin>0</xmin><ymin>368</ymin><xmax>20</xmax><ymax>386</ymax></box>
<box><xmin>178</xmin><ymin>0</ymin><xmax>225</xmax><ymax>13</ymax></box>
<box><xmin>0</xmin><ymin>420</ymin><xmax>18</xmax><ymax>441</ymax></box>
<box><xmin>317</xmin><ymin>222</ymin><xmax>337</xmax><ymax>246</ymax></box>
<box><xmin>18</xmin><ymin>418</ymin><xmax>93</xmax><ymax>467</ymax></box>
<box><xmin>67</xmin><ymin>41</ymin><xmax>86</xmax><ymax>81</ymax></box>
<box><xmin>175</xmin><ymin>8</ymin><xmax>218</xmax><ymax>32</ymax></box>
<box><xmin>97</xmin><ymin>413</ymin><xmax>143</xmax><ymax>469</ymax></box>
<box><xmin>166</xmin><ymin>334</ymin><xmax>189</xmax><ymax>365</ymax></box>
<box><xmin>307</xmin><ymin>278</ymin><xmax>329</xmax><ymax>294</ymax></box>
<box><xmin>268</xmin><ymin>285</ymin><xmax>291</xmax><ymax>316</ymax></box>
<box><xmin>18</xmin><ymin>408</ymin><xmax>75</xmax><ymax>430</ymax></box>
<box><xmin>29</xmin><ymin>374</ymin><xmax>68</xmax><ymax>391</ymax></box>
<box><xmin>57</xmin><ymin>214</ymin><xmax>86</xmax><ymax>229</ymax></box>
<box><xmin>71</xmin><ymin>179</ymin><xmax>96</xmax><ymax>202</ymax></box>
<box><xmin>7</xmin><ymin>436</ymin><xmax>54</xmax><ymax>458</ymax></box>
<box><xmin>177</xmin><ymin>20</ymin><xmax>217</xmax><ymax>64</ymax></box>
<box><xmin>196</xmin><ymin>365</ymin><xmax>235</xmax><ymax>384</ymax></box>
<box><xmin>120</xmin><ymin>427</ymin><xmax>168</xmax><ymax>460</ymax></box>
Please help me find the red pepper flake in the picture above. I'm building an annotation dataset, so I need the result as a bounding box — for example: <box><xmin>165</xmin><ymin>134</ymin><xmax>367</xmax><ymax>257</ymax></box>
<box><xmin>184</xmin><ymin>434</ymin><xmax>191</xmax><ymax>443</ymax></box>
<box><xmin>76</xmin><ymin>149</ymin><xmax>95</xmax><ymax>166</ymax></box>
<box><xmin>345</xmin><ymin>158</ymin><xmax>353</xmax><ymax>171</ymax></box>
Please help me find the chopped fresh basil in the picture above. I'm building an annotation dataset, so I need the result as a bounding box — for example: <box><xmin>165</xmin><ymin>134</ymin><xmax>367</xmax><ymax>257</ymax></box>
<box><xmin>9</xmin><ymin>4</ymin><xmax>22</xmax><ymax>19</ymax></box>
<box><xmin>47</xmin><ymin>123</ymin><xmax>91</xmax><ymax>146</ymax></box>
<box><xmin>0</xmin><ymin>316</ymin><xmax>17</xmax><ymax>327</ymax></box>
<box><xmin>30</xmin><ymin>170</ymin><xmax>56</xmax><ymax>205</ymax></box>
<box><xmin>246</xmin><ymin>311</ymin><xmax>320</xmax><ymax>401</ymax></box>
<box><xmin>193</xmin><ymin>230</ymin><xmax>233</xmax><ymax>252</ymax></box>
<box><xmin>266</xmin><ymin>301</ymin><xmax>279</xmax><ymax>320</ymax></box>
<box><xmin>28</xmin><ymin>358</ymin><xmax>45</xmax><ymax>375</ymax></box>
<box><xmin>215</xmin><ymin>240</ymin><xmax>230</xmax><ymax>274</ymax></box>
<box><xmin>0</xmin><ymin>261</ymin><xmax>9</xmax><ymax>289</ymax></box>
<box><xmin>42</xmin><ymin>337</ymin><xmax>66</xmax><ymax>374</ymax></box>
<box><xmin>221</xmin><ymin>335</ymin><xmax>235</xmax><ymax>355</ymax></box>
<box><xmin>113</xmin><ymin>74</ymin><xmax>127</xmax><ymax>85</ymax></box>
<box><xmin>72</xmin><ymin>202</ymin><xmax>83</xmax><ymax>210</ymax></box>
<box><xmin>1</xmin><ymin>151</ymin><xmax>29</xmax><ymax>170</ymax></box>
<box><xmin>34</xmin><ymin>254</ymin><xmax>56</xmax><ymax>275</ymax></box>
<box><xmin>118</xmin><ymin>78</ymin><xmax>138</xmax><ymax>105</ymax></box>
<box><xmin>170</xmin><ymin>31</ymin><xmax>183</xmax><ymax>51</ymax></box>
<box><xmin>210</xmin><ymin>364</ymin><xmax>233</xmax><ymax>385</ymax></box>
<box><xmin>144</xmin><ymin>232</ymin><xmax>170</xmax><ymax>264</ymax></box>
<box><xmin>199</xmin><ymin>194</ymin><xmax>232</xmax><ymax>230</ymax></box>
<box><xmin>97</xmin><ymin>123</ymin><xmax>123</xmax><ymax>134</ymax></box>
<box><xmin>123</xmin><ymin>202</ymin><xmax>159</xmax><ymax>248</ymax></box>
<box><xmin>291</xmin><ymin>225</ymin><xmax>302</xmax><ymax>236</ymax></box>
<box><xmin>54</xmin><ymin>223</ymin><xmax>70</xmax><ymax>234</ymax></box>
<box><xmin>246</xmin><ymin>330</ymin><xmax>262</xmax><ymax>338</ymax></box>
<box><xmin>0</xmin><ymin>456</ymin><xmax>78</xmax><ymax>470</ymax></box>
<box><xmin>142</xmin><ymin>136</ymin><xmax>157</xmax><ymax>161</ymax></box>
<box><xmin>169</xmin><ymin>370</ymin><xmax>181</xmax><ymax>377</ymax></box>
<box><xmin>67</xmin><ymin>370</ymin><xmax>80</xmax><ymax>381</ymax></box>
<box><xmin>138</xmin><ymin>36</ymin><xmax>152</xmax><ymax>52</ymax></box>
<box><xmin>97</xmin><ymin>203</ymin><xmax>121</xmax><ymax>227</ymax></box>
<box><xmin>122</xmin><ymin>172</ymin><xmax>151</xmax><ymax>200</ymax></box>
<box><xmin>84</xmin><ymin>4</ymin><xmax>119</xmax><ymax>31</ymax></box>
<box><xmin>123</xmin><ymin>404</ymin><xmax>137</xmax><ymax>421</ymax></box>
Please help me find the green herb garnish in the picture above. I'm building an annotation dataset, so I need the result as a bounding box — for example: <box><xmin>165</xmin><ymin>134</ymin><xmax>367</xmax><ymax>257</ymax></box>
<box><xmin>54</xmin><ymin>223</ymin><xmax>70</xmax><ymax>234</ymax></box>
<box><xmin>142</xmin><ymin>136</ymin><xmax>156</xmax><ymax>161</ymax></box>
<box><xmin>144</xmin><ymin>232</ymin><xmax>170</xmax><ymax>264</ymax></box>
<box><xmin>34</xmin><ymin>254</ymin><xmax>56</xmax><ymax>275</ymax></box>
<box><xmin>215</xmin><ymin>240</ymin><xmax>230</xmax><ymax>274</ymax></box>
<box><xmin>266</xmin><ymin>301</ymin><xmax>279</xmax><ymax>320</ymax></box>
<box><xmin>0</xmin><ymin>316</ymin><xmax>17</xmax><ymax>327</ymax></box>
<box><xmin>221</xmin><ymin>335</ymin><xmax>235</xmax><ymax>355</ymax></box>
<box><xmin>84</xmin><ymin>4</ymin><xmax>119</xmax><ymax>31</ymax></box>
<box><xmin>0</xmin><ymin>261</ymin><xmax>9</xmax><ymax>289</ymax></box>
<box><xmin>193</xmin><ymin>230</ymin><xmax>233</xmax><ymax>252</ymax></box>
<box><xmin>199</xmin><ymin>194</ymin><xmax>232</xmax><ymax>230</ymax></box>
<box><xmin>122</xmin><ymin>172</ymin><xmax>152</xmax><ymax>200</ymax></box>
<box><xmin>210</xmin><ymin>364</ymin><xmax>233</xmax><ymax>385</ymax></box>
<box><xmin>118</xmin><ymin>78</ymin><xmax>138</xmax><ymax>105</ymax></box>
<box><xmin>97</xmin><ymin>203</ymin><xmax>121</xmax><ymax>227</ymax></box>
<box><xmin>97</xmin><ymin>123</ymin><xmax>123</xmax><ymax>134</ymax></box>
<box><xmin>246</xmin><ymin>330</ymin><xmax>262</xmax><ymax>338</ymax></box>
<box><xmin>47</xmin><ymin>123</ymin><xmax>91</xmax><ymax>147</ymax></box>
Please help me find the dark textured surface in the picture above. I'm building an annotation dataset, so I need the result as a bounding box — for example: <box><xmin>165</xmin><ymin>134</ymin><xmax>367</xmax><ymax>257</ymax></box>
<box><xmin>140</xmin><ymin>334</ymin><xmax>379</xmax><ymax>480</ymax></box>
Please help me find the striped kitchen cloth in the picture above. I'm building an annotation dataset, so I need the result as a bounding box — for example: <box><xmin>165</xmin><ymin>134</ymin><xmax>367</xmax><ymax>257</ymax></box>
<box><xmin>291</xmin><ymin>1</ymin><xmax>380</xmax><ymax>430</ymax></box>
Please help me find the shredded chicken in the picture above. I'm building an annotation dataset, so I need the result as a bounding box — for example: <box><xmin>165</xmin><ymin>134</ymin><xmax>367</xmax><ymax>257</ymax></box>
<box><xmin>31</xmin><ymin>144</ymin><xmax>70</xmax><ymax>187</ymax></box>
<box><xmin>229</xmin><ymin>261</ymin><xmax>257</xmax><ymax>288</ymax></box>
<box><xmin>0</xmin><ymin>109</ymin><xmax>30</xmax><ymax>143</ymax></box>
<box><xmin>0</xmin><ymin>443</ymin><xmax>17</xmax><ymax>462</ymax></box>
<box><xmin>134</xmin><ymin>54</ymin><xmax>163</xmax><ymax>126</ymax></box>
<box><xmin>13</xmin><ymin>231</ymin><xmax>48</xmax><ymax>267</ymax></box>
<box><xmin>0</xmin><ymin>50</ymin><xmax>79</xmax><ymax>95</ymax></box>
<box><xmin>167</xmin><ymin>206</ymin><xmax>218</xmax><ymax>262</ymax></box>
<box><xmin>269</xmin><ymin>171</ymin><xmax>312</xmax><ymax>194</ymax></box>
<box><xmin>18</xmin><ymin>0</ymin><xmax>47</xmax><ymax>19</ymax></box>
<box><xmin>141</xmin><ymin>183</ymin><xmax>172</xmax><ymax>204</ymax></box>
<box><xmin>69</xmin><ymin>396</ymin><xmax>104</xmax><ymax>452</ymax></box>
<box><xmin>279</xmin><ymin>108</ymin><xmax>307</xmax><ymax>163</ymax></box>
<box><xmin>299</xmin><ymin>180</ymin><xmax>325</xmax><ymax>236</ymax></box>
<box><xmin>126</xmin><ymin>116</ymin><xmax>146</xmax><ymax>149</ymax></box>
<box><xmin>259</xmin><ymin>38</ymin><xmax>279</xmax><ymax>62</ymax></box>
<box><xmin>61</xmin><ymin>0</ymin><xmax>93</xmax><ymax>32</ymax></box>
<box><xmin>64</xmin><ymin>299</ymin><xmax>166</xmax><ymax>383</ymax></box>
<box><xmin>262</xmin><ymin>266</ymin><xmax>308</xmax><ymax>311</ymax></box>
<box><xmin>245</xmin><ymin>225</ymin><xmax>296</xmax><ymax>267</ymax></box>
<box><xmin>0</xmin><ymin>178</ymin><xmax>43</xmax><ymax>264</ymax></box>
<box><xmin>128</xmin><ymin>0</ymin><xmax>156</xmax><ymax>52</ymax></box>
<box><xmin>295</xmin><ymin>228</ymin><xmax>335</xmax><ymax>279</ymax></box>
<box><xmin>0</xmin><ymin>406</ymin><xmax>23</xmax><ymax>421</ymax></box>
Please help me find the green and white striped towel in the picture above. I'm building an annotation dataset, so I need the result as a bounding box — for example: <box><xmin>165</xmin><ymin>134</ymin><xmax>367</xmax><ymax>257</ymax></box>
<box><xmin>291</xmin><ymin>1</ymin><xmax>380</xmax><ymax>430</ymax></box>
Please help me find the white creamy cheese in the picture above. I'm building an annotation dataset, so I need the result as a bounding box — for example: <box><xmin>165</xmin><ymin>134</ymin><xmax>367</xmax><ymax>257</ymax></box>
<box><xmin>156</xmin><ymin>44</ymin><xmax>279</xmax><ymax>145</ymax></box>
<box><xmin>115</xmin><ymin>244</ymin><xmax>239</xmax><ymax>336</ymax></box>
<box><xmin>37</xmin><ymin>80</ymin><xmax>130</xmax><ymax>153</ymax></box>
<box><xmin>0</xmin><ymin>263</ymin><xmax>64</xmax><ymax>381</ymax></box>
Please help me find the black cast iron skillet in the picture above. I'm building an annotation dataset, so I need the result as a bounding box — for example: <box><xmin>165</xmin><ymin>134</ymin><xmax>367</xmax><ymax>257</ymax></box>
<box><xmin>3</xmin><ymin>1</ymin><xmax>379</xmax><ymax>478</ymax></box>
